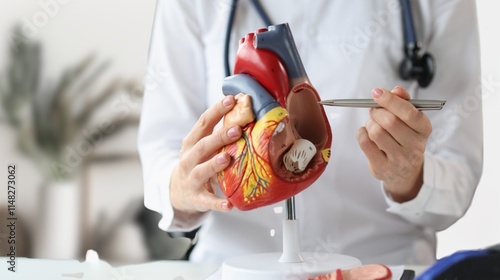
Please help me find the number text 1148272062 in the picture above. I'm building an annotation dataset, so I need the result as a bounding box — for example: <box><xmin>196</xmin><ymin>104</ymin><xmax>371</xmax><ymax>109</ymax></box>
<box><xmin>6</xmin><ymin>165</ymin><xmax>17</xmax><ymax>272</ymax></box>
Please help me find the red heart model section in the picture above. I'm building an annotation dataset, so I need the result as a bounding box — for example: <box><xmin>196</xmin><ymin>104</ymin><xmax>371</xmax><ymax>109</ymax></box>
<box><xmin>218</xmin><ymin>24</ymin><xmax>333</xmax><ymax>210</ymax></box>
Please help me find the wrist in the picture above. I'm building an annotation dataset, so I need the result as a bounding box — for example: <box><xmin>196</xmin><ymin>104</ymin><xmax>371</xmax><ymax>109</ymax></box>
<box><xmin>383</xmin><ymin>167</ymin><xmax>423</xmax><ymax>203</ymax></box>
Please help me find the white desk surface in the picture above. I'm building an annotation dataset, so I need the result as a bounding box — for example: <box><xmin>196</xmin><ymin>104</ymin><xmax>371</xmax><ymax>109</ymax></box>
<box><xmin>0</xmin><ymin>257</ymin><xmax>427</xmax><ymax>280</ymax></box>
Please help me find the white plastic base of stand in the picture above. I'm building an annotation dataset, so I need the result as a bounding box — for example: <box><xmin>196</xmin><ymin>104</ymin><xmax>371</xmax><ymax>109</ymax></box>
<box><xmin>221</xmin><ymin>252</ymin><xmax>361</xmax><ymax>280</ymax></box>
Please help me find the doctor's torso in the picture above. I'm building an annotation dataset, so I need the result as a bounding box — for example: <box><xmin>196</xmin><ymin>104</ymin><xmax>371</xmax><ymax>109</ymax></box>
<box><xmin>176</xmin><ymin>0</ymin><xmax>437</xmax><ymax>265</ymax></box>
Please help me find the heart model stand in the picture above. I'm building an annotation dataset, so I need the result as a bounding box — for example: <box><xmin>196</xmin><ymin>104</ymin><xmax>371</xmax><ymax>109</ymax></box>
<box><xmin>221</xmin><ymin>23</ymin><xmax>361</xmax><ymax>279</ymax></box>
<box><xmin>221</xmin><ymin>196</ymin><xmax>362</xmax><ymax>280</ymax></box>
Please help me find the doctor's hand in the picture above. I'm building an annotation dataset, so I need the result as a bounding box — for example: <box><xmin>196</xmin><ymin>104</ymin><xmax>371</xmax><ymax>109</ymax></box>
<box><xmin>170</xmin><ymin>95</ymin><xmax>241</xmax><ymax>215</ymax></box>
<box><xmin>357</xmin><ymin>86</ymin><xmax>432</xmax><ymax>203</ymax></box>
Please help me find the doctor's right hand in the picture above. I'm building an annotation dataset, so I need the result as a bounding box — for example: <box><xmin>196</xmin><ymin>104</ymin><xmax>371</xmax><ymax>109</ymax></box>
<box><xmin>170</xmin><ymin>95</ymin><xmax>241</xmax><ymax>215</ymax></box>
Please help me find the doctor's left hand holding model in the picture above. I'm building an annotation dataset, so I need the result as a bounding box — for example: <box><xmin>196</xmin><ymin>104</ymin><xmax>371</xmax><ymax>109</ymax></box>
<box><xmin>138</xmin><ymin>0</ymin><xmax>482</xmax><ymax>265</ymax></box>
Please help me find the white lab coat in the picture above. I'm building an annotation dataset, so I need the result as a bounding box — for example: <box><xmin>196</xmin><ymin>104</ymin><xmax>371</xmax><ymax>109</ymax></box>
<box><xmin>138</xmin><ymin>0</ymin><xmax>482</xmax><ymax>265</ymax></box>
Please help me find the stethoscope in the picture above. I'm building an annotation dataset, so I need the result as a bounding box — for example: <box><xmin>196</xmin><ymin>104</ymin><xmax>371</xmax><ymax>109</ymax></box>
<box><xmin>224</xmin><ymin>0</ymin><xmax>435</xmax><ymax>88</ymax></box>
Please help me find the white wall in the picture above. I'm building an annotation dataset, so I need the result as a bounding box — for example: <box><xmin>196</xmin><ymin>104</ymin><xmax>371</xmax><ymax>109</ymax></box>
<box><xmin>0</xmin><ymin>0</ymin><xmax>155</xmax><ymax>79</ymax></box>
<box><xmin>0</xmin><ymin>0</ymin><xmax>498</xmax><ymax>262</ymax></box>
<box><xmin>436</xmin><ymin>0</ymin><xmax>500</xmax><ymax>258</ymax></box>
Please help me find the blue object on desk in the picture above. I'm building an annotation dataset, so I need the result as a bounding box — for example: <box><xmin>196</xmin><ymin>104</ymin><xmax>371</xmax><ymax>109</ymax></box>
<box><xmin>417</xmin><ymin>244</ymin><xmax>500</xmax><ymax>280</ymax></box>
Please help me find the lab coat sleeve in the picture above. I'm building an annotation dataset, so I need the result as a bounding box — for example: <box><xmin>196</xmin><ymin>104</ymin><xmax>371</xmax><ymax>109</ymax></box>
<box><xmin>138</xmin><ymin>0</ymin><xmax>209</xmax><ymax>232</ymax></box>
<box><xmin>383</xmin><ymin>0</ymin><xmax>483</xmax><ymax>231</ymax></box>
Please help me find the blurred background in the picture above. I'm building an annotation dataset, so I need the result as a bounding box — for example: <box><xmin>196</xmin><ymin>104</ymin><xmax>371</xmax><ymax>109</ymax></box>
<box><xmin>0</xmin><ymin>0</ymin><xmax>498</xmax><ymax>266</ymax></box>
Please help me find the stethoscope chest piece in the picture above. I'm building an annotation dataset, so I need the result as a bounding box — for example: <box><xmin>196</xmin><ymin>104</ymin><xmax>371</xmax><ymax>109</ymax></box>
<box><xmin>399</xmin><ymin>47</ymin><xmax>435</xmax><ymax>88</ymax></box>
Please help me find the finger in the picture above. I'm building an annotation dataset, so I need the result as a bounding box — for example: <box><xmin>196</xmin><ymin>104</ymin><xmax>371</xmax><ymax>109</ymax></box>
<box><xmin>195</xmin><ymin>191</ymin><xmax>233</xmax><ymax>212</ymax></box>
<box><xmin>391</xmin><ymin>85</ymin><xmax>410</xmax><ymax>99</ymax></box>
<box><xmin>371</xmin><ymin>88</ymin><xmax>429</xmax><ymax>134</ymax></box>
<box><xmin>190</xmin><ymin>152</ymin><xmax>231</xmax><ymax>186</ymax></box>
<box><xmin>364</xmin><ymin>117</ymin><xmax>403</xmax><ymax>155</ymax></box>
<box><xmin>370</xmin><ymin>107</ymin><xmax>422</xmax><ymax>148</ymax></box>
<box><xmin>186</xmin><ymin>125</ymin><xmax>241</xmax><ymax>167</ymax></box>
<box><xmin>357</xmin><ymin>126</ymin><xmax>386</xmax><ymax>179</ymax></box>
<box><xmin>183</xmin><ymin>95</ymin><xmax>236</xmax><ymax>149</ymax></box>
<box><xmin>191</xmin><ymin>154</ymin><xmax>234</xmax><ymax>213</ymax></box>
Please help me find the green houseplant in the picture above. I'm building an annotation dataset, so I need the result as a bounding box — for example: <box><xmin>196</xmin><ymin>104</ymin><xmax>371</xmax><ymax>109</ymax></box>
<box><xmin>0</xmin><ymin>25</ymin><xmax>143</xmax><ymax>259</ymax></box>
<box><xmin>0</xmin><ymin>26</ymin><xmax>141</xmax><ymax>182</ymax></box>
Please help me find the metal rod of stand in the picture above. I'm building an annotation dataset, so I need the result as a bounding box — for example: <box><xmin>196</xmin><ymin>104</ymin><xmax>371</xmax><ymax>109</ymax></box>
<box><xmin>280</xmin><ymin>195</ymin><xmax>302</xmax><ymax>262</ymax></box>
<box><xmin>286</xmin><ymin>196</ymin><xmax>296</xmax><ymax>220</ymax></box>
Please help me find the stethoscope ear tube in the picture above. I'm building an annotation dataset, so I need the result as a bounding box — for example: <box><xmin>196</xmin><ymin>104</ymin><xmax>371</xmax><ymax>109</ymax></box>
<box><xmin>225</xmin><ymin>0</ymin><xmax>273</xmax><ymax>78</ymax></box>
<box><xmin>224</xmin><ymin>0</ymin><xmax>239</xmax><ymax>77</ymax></box>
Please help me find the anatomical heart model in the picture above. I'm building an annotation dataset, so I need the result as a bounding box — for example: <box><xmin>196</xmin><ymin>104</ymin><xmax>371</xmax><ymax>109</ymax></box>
<box><xmin>218</xmin><ymin>23</ymin><xmax>332</xmax><ymax>210</ymax></box>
